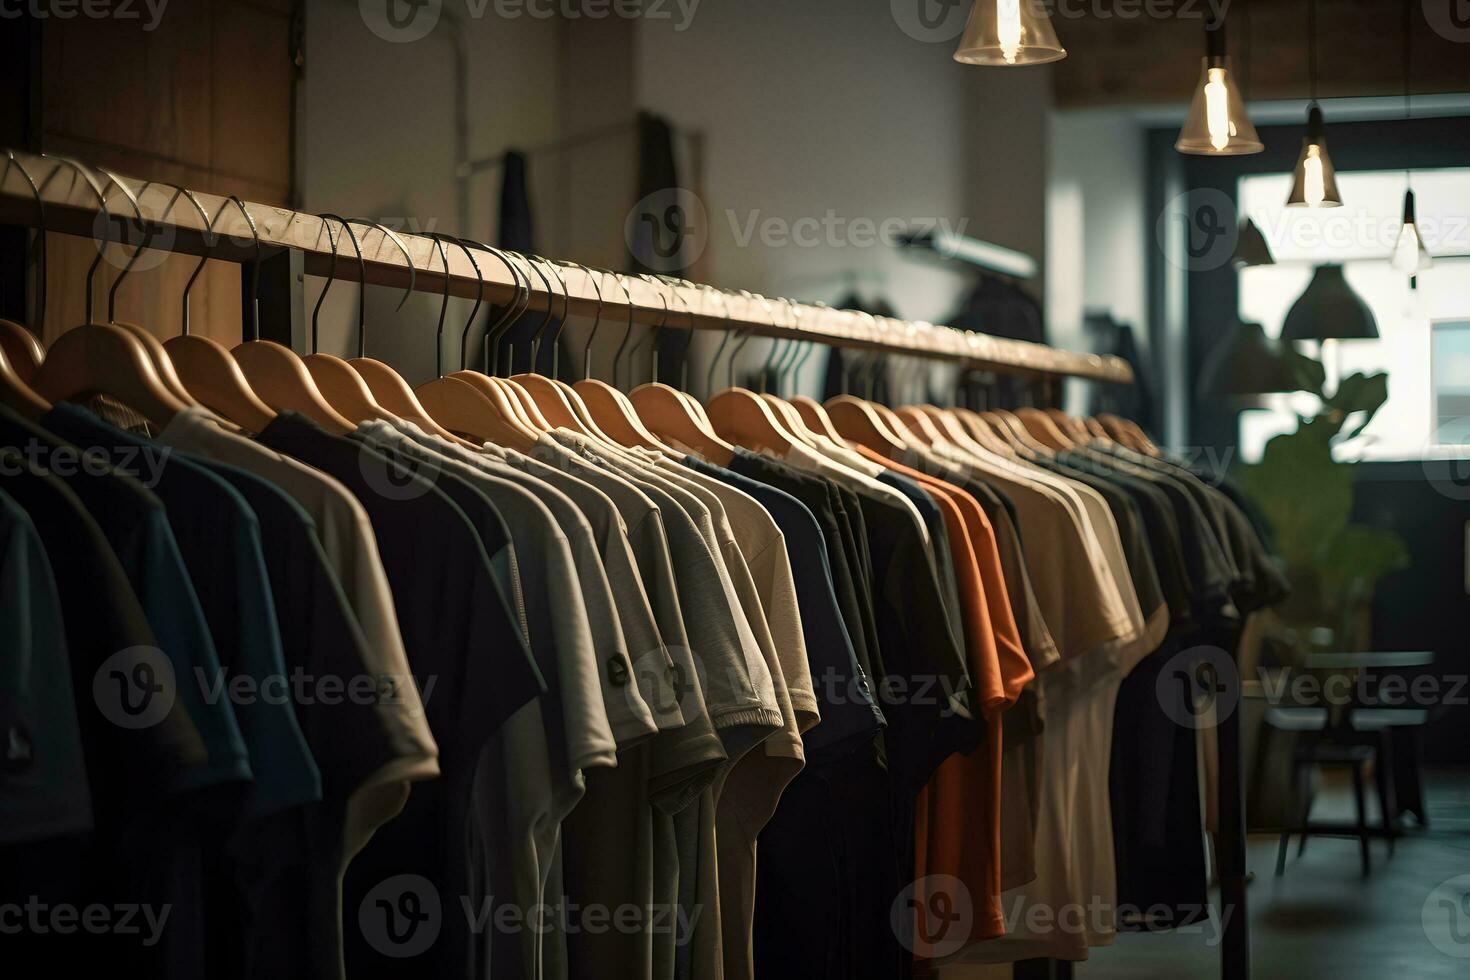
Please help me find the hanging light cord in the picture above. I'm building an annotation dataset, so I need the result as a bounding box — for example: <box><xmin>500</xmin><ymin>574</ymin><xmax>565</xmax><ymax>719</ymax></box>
<box><xmin>1403</xmin><ymin>0</ymin><xmax>1412</xmax><ymax>180</ymax></box>
<box><xmin>1308</xmin><ymin>0</ymin><xmax>1317</xmax><ymax>103</ymax></box>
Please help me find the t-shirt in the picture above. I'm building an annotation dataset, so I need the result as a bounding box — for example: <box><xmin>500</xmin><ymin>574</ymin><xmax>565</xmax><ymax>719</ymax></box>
<box><xmin>46</xmin><ymin>404</ymin><xmax>321</xmax><ymax>819</ymax></box>
<box><xmin>29</xmin><ymin>407</ymin><xmax>252</xmax><ymax>797</ymax></box>
<box><xmin>0</xmin><ymin>487</ymin><xmax>90</xmax><ymax>843</ymax></box>
<box><xmin>257</xmin><ymin>412</ymin><xmax>545</xmax><ymax>980</ymax></box>
<box><xmin>0</xmin><ymin>444</ymin><xmax>206</xmax><ymax>975</ymax></box>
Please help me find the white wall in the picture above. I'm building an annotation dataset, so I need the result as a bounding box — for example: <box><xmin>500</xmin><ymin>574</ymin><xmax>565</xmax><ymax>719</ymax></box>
<box><xmin>635</xmin><ymin>0</ymin><xmax>983</xmax><ymax>396</ymax></box>
<box><xmin>1047</xmin><ymin>107</ymin><xmax>1149</xmax><ymax>409</ymax></box>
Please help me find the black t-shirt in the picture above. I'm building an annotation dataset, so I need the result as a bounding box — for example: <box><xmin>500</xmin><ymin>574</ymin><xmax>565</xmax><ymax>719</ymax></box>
<box><xmin>256</xmin><ymin>411</ymin><xmax>545</xmax><ymax>980</ymax></box>
<box><xmin>0</xmin><ymin>445</ymin><xmax>207</xmax><ymax>975</ymax></box>
<box><xmin>686</xmin><ymin>457</ymin><xmax>883</xmax><ymax>758</ymax></box>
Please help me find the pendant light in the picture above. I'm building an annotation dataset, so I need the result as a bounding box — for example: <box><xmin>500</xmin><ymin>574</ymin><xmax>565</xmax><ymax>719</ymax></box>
<box><xmin>1176</xmin><ymin>15</ymin><xmax>1262</xmax><ymax>155</ymax></box>
<box><xmin>953</xmin><ymin>0</ymin><xmax>1066</xmax><ymax>67</ymax></box>
<box><xmin>1201</xmin><ymin>319</ymin><xmax>1299</xmax><ymax>396</ymax></box>
<box><xmin>1287</xmin><ymin>0</ymin><xmax>1342</xmax><ymax>208</ymax></box>
<box><xmin>1233</xmin><ymin>217</ymin><xmax>1275</xmax><ymax>268</ymax></box>
<box><xmin>1391</xmin><ymin>0</ymin><xmax>1432</xmax><ymax>279</ymax></box>
<box><xmin>1281</xmin><ymin>264</ymin><xmax>1379</xmax><ymax>343</ymax></box>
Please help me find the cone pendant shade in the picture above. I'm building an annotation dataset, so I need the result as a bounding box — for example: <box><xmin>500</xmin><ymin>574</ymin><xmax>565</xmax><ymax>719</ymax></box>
<box><xmin>954</xmin><ymin>0</ymin><xmax>1066</xmax><ymax>66</ymax></box>
<box><xmin>1390</xmin><ymin>188</ymin><xmax>1433</xmax><ymax>275</ymax></box>
<box><xmin>1201</xmin><ymin>320</ymin><xmax>1301</xmax><ymax>396</ymax></box>
<box><xmin>1176</xmin><ymin>57</ymin><xmax>1263</xmax><ymax>155</ymax></box>
<box><xmin>1281</xmin><ymin>264</ymin><xmax>1378</xmax><ymax>342</ymax></box>
<box><xmin>1233</xmin><ymin>217</ymin><xmax>1275</xmax><ymax>268</ymax></box>
<box><xmin>1287</xmin><ymin>104</ymin><xmax>1343</xmax><ymax>208</ymax></box>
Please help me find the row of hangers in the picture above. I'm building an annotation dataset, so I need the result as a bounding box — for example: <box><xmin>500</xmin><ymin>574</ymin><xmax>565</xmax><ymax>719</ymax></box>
<box><xmin>0</xmin><ymin>152</ymin><xmax>1158</xmax><ymax>469</ymax></box>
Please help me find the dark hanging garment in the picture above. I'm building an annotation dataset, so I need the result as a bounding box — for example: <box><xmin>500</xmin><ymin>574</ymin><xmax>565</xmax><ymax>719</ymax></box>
<box><xmin>1085</xmin><ymin>313</ymin><xmax>1161</xmax><ymax>439</ymax></box>
<box><xmin>627</xmin><ymin>111</ymin><xmax>696</xmax><ymax>387</ymax></box>
<box><xmin>822</xmin><ymin>291</ymin><xmax>897</xmax><ymax>402</ymax></box>
<box><xmin>945</xmin><ymin>274</ymin><xmax>1044</xmax><ymax>408</ymax></box>
<box><xmin>492</xmin><ymin>150</ymin><xmax>560</xmax><ymax>378</ymax></box>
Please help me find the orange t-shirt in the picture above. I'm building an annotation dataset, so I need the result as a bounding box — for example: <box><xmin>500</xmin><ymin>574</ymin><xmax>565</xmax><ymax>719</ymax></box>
<box><xmin>854</xmin><ymin>445</ymin><xmax>1036</xmax><ymax>958</ymax></box>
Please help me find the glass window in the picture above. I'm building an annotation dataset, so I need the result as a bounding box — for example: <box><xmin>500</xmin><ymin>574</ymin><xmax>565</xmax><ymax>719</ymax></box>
<box><xmin>1235</xmin><ymin>168</ymin><xmax>1470</xmax><ymax>462</ymax></box>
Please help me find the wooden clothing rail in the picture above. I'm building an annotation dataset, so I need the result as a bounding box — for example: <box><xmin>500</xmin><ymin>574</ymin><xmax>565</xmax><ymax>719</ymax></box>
<box><xmin>0</xmin><ymin>149</ymin><xmax>1255</xmax><ymax>980</ymax></box>
<box><xmin>0</xmin><ymin>149</ymin><xmax>1133</xmax><ymax>383</ymax></box>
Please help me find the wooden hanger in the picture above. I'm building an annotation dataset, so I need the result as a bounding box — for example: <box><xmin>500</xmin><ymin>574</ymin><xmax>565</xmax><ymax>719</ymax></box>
<box><xmin>0</xmin><ymin>320</ymin><xmax>44</xmax><ymax>383</ymax></box>
<box><xmin>1084</xmin><ymin>415</ymin><xmax>1115</xmax><ymax>443</ymax></box>
<box><xmin>1098</xmin><ymin>412</ymin><xmax>1160</xmax><ymax>455</ymax></box>
<box><xmin>952</xmin><ymin>407</ymin><xmax>1020</xmax><ymax>456</ymax></box>
<box><xmin>789</xmin><ymin>394</ymin><xmax>846</xmax><ymax>443</ymax></box>
<box><xmin>631</xmin><ymin>382</ymin><xmax>736</xmax><ymax>465</ymax></box>
<box><xmin>150</xmin><ymin>194</ymin><xmax>275</xmax><ymax>431</ymax></box>
<box><xmin>1015</xmin><ymin>406</ymin><xmax>1073</xmax><ymax>450</ymax></box>
<box><xmin>1045</xmin><ymin>407</ymin><xmax>1092</xmax><ymax>444</ymax></box>
<box><xmin>33</xmin><ymin>322</ymin><xmax>189</xmax><ymax>428</ymax></box>
<box><xmin>566</xmin><ymin>271</ymin><xmax>673</xmax><ymax>451</ymax></box>
<box><xmin>825</xmin><ymin>394</ymin><xmax>906</xmax><ymax>456</ymax></box>
<box><xmin>416</xmin><ymin>375</ymin><xmax>538</xmax><ymax>451</ymax></box>
<box><xmin>0</xmin><ymin>345</ymin><xmax>49</xmax><ymax>420</ymax></box>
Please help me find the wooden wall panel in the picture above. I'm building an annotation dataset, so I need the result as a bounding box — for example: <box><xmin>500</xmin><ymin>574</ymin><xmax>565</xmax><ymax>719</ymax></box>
<box><xmin>1053</xmin><ymin>0</ymin><xmax>1470</xmax><ymax>108</ymax></box>
<box><xmin>29</xmin><ymin>0</ymin><xmax>295</xmax><ymax>347</ymax></box>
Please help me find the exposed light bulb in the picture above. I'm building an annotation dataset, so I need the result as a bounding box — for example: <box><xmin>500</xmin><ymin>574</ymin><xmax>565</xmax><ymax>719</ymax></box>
<box><xmin>1391</xmin><ymin>189</ymin><xmax>1433</xmax><ymax>275</ymax></box>
<box><xmin>1303</xmin><ymin>144</ymin><xmax>1326</xmax><ymax>208</ymax></box>
<box><xmin>1204</xmin><ymin>68</ymin><xmax>1231</xmax><ymax>150</ymax></box>
<box><xmin>1391</xmin><ymin>222</ymin><xmax>1421</xmax><ymax>272</ymax></box>
<box><xmin>997</xmin><ymin>0</ymin><xmax>1023</xmax><ymax>64</ymax></box>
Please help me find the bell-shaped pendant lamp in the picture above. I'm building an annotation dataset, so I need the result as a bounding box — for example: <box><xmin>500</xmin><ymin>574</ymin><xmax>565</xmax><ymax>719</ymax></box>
<box><xmin>1176</xmin><ymin>21</ymin><xmax>1262</xmax><ymax>155</ymax></box>
<box><xmin>1233</xmin><ymin>217</ymin><xmax>1275</xmax><ymax>267</ymax></box>
<box><xmin>1201</xmin><ymin>319</ymin><xmax>1300</xmax><ymax>396</ymax></box>
<box><xmin>1281</xmin><ymin>264</ymin><xmax>1378</xmax><ymax>342</ymax></box>
<box><xmin>953</xmin><ymin>0</ymin><xmax>1066</xmax><ymax>66</ymax></box>
<box><xmin>1391</xmin><ymin>188</ymin><xmax>1434</xmax><ymax>276</ymax></box>
<box><xmin>1286</xmin><ymin>104</ymin><xmax>1343</xmax><ymax>208</ymax></box>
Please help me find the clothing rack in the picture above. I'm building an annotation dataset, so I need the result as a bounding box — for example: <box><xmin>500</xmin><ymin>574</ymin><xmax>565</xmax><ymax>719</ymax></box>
<box><xmin>0</xmin><ymin>149</ymin><xmax>1255</xmax><ymax>980</ymax></box>
<box><xmin>0</xmin><ymin>150</ymin><xmax>1131</xmax><ymax>384</ymax></box>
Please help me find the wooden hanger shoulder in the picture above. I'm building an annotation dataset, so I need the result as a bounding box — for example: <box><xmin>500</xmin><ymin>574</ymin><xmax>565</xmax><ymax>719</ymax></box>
<box><xmin>573</xmin><ymin>378</ymin><xmax>666</xmax><ymax>450</ymax></box>
<box><xmin>109</xmin><ymin>321</ymin><xmax>200</xmax><ymax>407</ymax></box>
<box><xmin>302</xmin><ymin>352</ymin><xmax>398</xmax><ymax>425</ymax></box>
<box><xmin>0</xmin><ymin>319</ymin><xmax>44</xmax><ymax>383</ymax></box>
<box><xmin>510</xmin><ymin>372</ymin><xmax>584</xmax><ymax>431</ymax></box>
<box><xmin>415</xmin><ymin>374</ymin><xmax>537</xmax><ymax>451</ymax></box>
<box><xmin>825</xmin><ymin>394</ymin><xmax>904</xmax><ymax>455</ymax></box>
<box><xmin>33</xmin><ymin>323</ymin><xmax>189</xmax><ymax>428</ymax></box>
<box><xmin>349</xmin><ymin>357</ymin><xmax>479</xmax><ymax>448</ymax></box>
<box><xmin>1014</xmin><ymin>406</ymin><xmax>1072</xmax><ymax>450</ymax></box>
<box><xmin>0</xmin><ymin>345</ymin><xmax>50</xmax><ymax>420</ymax></box>
<box><xmin>630</xmin><ymin>382</ymin><xmax>735</xmax><ymax>465</ymax></box>
<box><xmin>165</xmin><ymin>334</ymin><xmax>276</xmax><ymax>432</ymax></box>
<box><xmin>788</xmin><ymin>394</ymin><xmax>846</xmax><ymax>443</ymax></box>
<box><xmin>232</xmin><ymin>340</ymin><xmax>355</xmax><ymax>435</ymax></box>
<box><xmin>707</xmin><ymin>387</ymin><xmax>795</xmax><ymax>455</ymax></box>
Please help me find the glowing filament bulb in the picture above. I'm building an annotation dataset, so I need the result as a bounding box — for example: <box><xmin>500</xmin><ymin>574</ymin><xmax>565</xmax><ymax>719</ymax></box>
<box><xmin>1204</xmin><ymin>67</ymin><xmax>1230</xmax><ymax>150</ymax></box>
<box><xmin>1303</xmin><ymin>145</ymin><xmax>1326</xmax><ymax>208</ymax></box>
<box><xmin>998</xmin><ymin>0</ymin><xmax>1022</xmax><ymax>64</ymax></box>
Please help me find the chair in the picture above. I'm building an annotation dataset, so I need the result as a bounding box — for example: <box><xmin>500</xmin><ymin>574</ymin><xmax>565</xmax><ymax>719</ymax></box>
<box><xmin>1272</xmin><ymin>707</ymin><xmax>1379</xmax><ymax>877</ymax></box>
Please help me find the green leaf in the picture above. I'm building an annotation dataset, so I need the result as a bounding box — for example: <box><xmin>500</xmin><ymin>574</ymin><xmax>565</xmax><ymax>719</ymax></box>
<box><xmin>1282</xmin><ymin>347</ymin><xmax>1328</xmax><ymax>398</ymax></box>
<box><xmin>1237</xmin><ymin>422</ymin><xmax>1351</xmax><ymax>570</ymax></box>
<box><xmin>1317</xmin><ymin>523</ymin><xmax>1411</xmax><ymax>609</ymax></box>
<box><xmin>1325</xmin><ymin>372</ymin><xmax>1390</xmax><ymax>442</ymax></box>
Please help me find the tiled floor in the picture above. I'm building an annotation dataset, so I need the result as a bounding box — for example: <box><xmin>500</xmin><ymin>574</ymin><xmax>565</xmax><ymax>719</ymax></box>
<box><xmin>1079</xmin><ymin>768</ymin><xmax>1470</xmax><ymax>979</ymax></box>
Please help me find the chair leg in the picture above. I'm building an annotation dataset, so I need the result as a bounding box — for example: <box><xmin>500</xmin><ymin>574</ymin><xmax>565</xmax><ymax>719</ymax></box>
<box><xmin>1296</xmin><ymin>765</ymin><xmax>1313</xmax><ymax>858</ymax></box>
<box><xmin>1351</xmin><ymin>762</ymin><xmax>1371</xmax><ymax>877</ymax></box>
<box><xmin>1276</xmin><ymin>761</ymin><xmax>1301</xmax><ymax>876</ymax></box>
<box><xmin>1375</xmin><ymin>733</ymin><xmax>1398</xmax><ymax>856</ymax></box>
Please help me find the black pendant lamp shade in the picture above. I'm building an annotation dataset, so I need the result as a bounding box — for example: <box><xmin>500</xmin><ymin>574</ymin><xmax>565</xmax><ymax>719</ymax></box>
<box><xmin>1281</xmin><ymin>264</ymin><xmax>1379</xmax><ymax>342</ymax></box>
<box><xmin>1233</xmin><ymin>217</ymin><xmax>1275</xmax><ymax>267</ymax></box>
<box><xmin>1201</xmin><ymin>319</ymin><xmax>1300</xmax><ymax>395</ymax></box>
